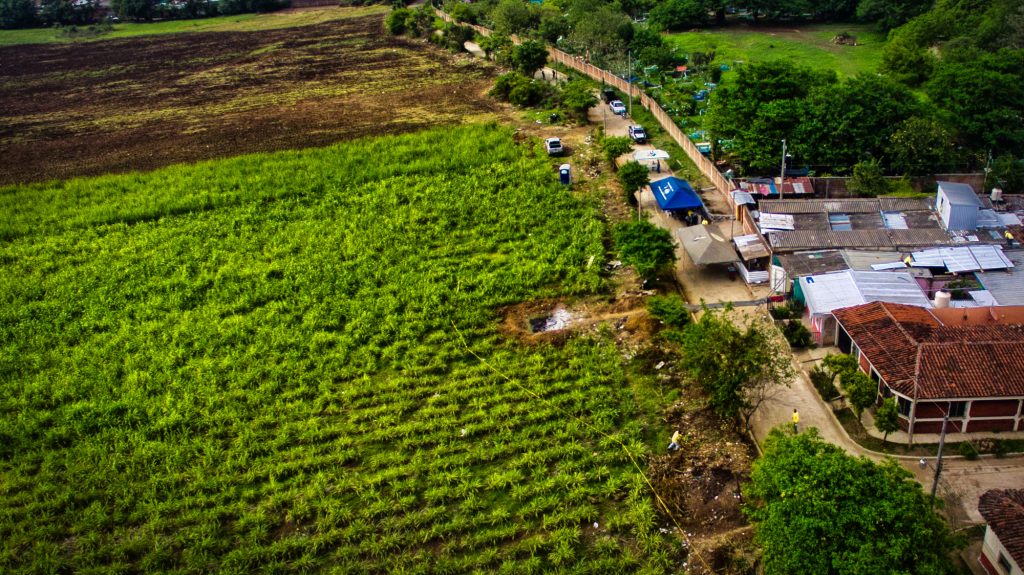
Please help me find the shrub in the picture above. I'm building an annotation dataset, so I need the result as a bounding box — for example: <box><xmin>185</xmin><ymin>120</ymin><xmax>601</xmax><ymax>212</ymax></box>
<box><xmin>810</xmin><ymin>365</ymin><xmax>839</xmax><ymax>400</ymax></box>
<box><xmin>617</xmin><ymin>161</ymin><xmax>649</xmax><ymax>205</ymax></box>
<box><xmin>958</xmin><ymin>442</ymin><xmax>979</xmax><ymax>460</ymax></box>
<box><xmin>769</xmin><ymin>305</ymin><xmax>792</xmax><ymax>320</ymax></box>
<box><xmin>601</xmin><ymin>136</ymin><xmax>633</xmax><ymax>167</ymax></box>
<box><xmin>386</xmin><ymin>7</ymin><xmax>410</xmax><ymax>34</ymax></box>
<box><xmin>782</xmin><ymin>320</ymin><xmax>813</xmax><ymax>349</ymax></box>
<box><xmin>490</xmin><ymin>73</ymin><xmax>545</xmax><ymax>107</ymax></box>
<box><xmin>646</xmin><ymin>295</ymin><xmax>690</xmax><ymax>329</ymax></box>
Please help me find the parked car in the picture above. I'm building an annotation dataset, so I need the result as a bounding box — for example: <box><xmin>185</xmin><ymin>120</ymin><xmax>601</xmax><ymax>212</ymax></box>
<box><xmin>609</xmin><ymin>100</ymin><xmax>626</xmax><ymax>116</ymax></box>
<box><xmin>545</xmin><ymin>137</ymin><xmax>563</xmax><ymax>156</ymax></box>
<box><xmin>627</xmin><ymin>125</ymin><xmax>647</xmax><ymax>143</ymax></box>
<box><xmin>601</xmin><ymin>88</ymin><xmax>617</xmax><ymax>103</ymax></box>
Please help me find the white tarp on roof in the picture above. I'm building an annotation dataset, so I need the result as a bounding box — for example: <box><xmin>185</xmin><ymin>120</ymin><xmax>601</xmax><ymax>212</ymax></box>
<box><xmin>910</xmin><ymin>245</ymin><xmax>1014</xmax><ymax>273</ymax></box>
<box><xmin>633</xmin><ymin>149</ymin><xmax>670</xmax><ymax>161</ymax></box>
<box><xmin>758</xmin><ymin>213</ymin><xmax>795</xmax><ymax>231</ymax></box>
<box><xmin>800</xmin><ymin>270</ymin><xmax>930</xmax><ymax>317</ymax></box>
<box><xmin>977</xmin><ymin>209</ymin><xmax>1002</xmax><ymax>228</ymax></box>
<box><xmin>1000</xmin><ymin>212</ymin><xmax>1023</xmax><ymax>226</ymax></box>
<box><xmin>882</xmin><ymin>211</ymin><xmax>908</xmax><ymax>230</ymax></box>
<box><xmin>732</xmin><ymin>190</ymin><xmax>756</xmax><ymax>205</ymax></box>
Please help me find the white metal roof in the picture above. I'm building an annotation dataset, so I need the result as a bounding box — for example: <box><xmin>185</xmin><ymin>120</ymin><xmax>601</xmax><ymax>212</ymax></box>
<box><xmin>758</xmin><ymin>213</ymin><xmax>795</xmax><ymax>231</ymax></box>
<box><xmin>800</xmin><ymin>270</ymin><xmax>931</xmax><ymax>317</ymax></box>
<box><xmin>937</xmin><ymin>181</ymin><xmax>983</xmax><ymax>207</ymax></box>
<box><xmin>976</xmin><ymin>250</ymin><xmax>1024</xmax><ymax>305</ymax></box>
<box><xmin>909</xmin><ymin>245</ymin><xmax>1014</xmax><ymax>273</ymax></box>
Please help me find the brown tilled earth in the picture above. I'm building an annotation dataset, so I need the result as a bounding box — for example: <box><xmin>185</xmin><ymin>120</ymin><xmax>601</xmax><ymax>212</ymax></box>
<box><xmin>0</xmin><ymin>12</ymin><xmax>500</xmax><ymax>185</ymax></box>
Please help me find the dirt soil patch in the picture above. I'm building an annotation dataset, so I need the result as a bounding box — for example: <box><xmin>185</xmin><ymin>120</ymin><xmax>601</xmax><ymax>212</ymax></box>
<box><xmin>0</xmin><ymin>11</ymin><xmax>500</xmax><ymax>185</ymax></box>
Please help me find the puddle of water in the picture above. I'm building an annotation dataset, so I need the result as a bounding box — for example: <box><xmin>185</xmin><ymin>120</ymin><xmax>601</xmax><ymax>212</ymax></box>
<box><xmin>529</xmin><ymin>307</ymin><xmax>574</xmax><ymax>333</ymax></box>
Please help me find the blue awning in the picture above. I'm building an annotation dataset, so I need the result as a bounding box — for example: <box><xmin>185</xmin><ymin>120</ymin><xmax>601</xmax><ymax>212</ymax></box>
<box><xmin>650</xmin><ymin>177</ymin><xmax>704</xmax><ymax>211</ymax></box>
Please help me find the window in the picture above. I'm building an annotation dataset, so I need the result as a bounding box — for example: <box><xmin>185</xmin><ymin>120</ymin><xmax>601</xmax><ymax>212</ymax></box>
<box><xmin>997</xmin><ymin>552</ymin><xmax>1012</xmax><ymax>573</ymax></box>
<box><xmin>897</xmin><ymin>396</ymin><xmax>912</xmax><ymax>416</ymax></box>
<box><xmin>851</xmin><ymin>342</ymin><xmax>860</xmax><ymax>359</ymax></box>
<box><xmin>948</xmin><ymin>401</ymin><xmax>966</xmax><ymax>418</ymax></box>
<box><xmin>829</xmin><ymin>213</ymin><xmax>852</xmax><ymax>231</ymax></box>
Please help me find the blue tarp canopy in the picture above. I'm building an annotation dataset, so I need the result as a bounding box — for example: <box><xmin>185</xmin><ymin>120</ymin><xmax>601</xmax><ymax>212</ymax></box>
<box><xmin>650</xmin><ymin>177</ymin><xmax>704</xmax><ymax>211</ymax></box>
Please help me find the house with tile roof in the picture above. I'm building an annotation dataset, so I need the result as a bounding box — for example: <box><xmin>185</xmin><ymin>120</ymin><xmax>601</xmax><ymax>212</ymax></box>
<box><xmin>831</xmin><ymin>302</ymin><xmax>1024</xmax><ymax>439</ymax></box>
<box><xmin>979</xmin><ymin>489</ymin><xmax>1024</xmax><ymax>575</ymax></box>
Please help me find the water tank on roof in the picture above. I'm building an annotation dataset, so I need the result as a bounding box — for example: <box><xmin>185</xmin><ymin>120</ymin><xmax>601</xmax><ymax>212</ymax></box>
<box><xmin>934</xmin><ymin>290</ymin><xmax>951</xmax><ymax>309</ymax></box>
<box><xmin>991</xmin><ymin>187</ymin><xmax>1004</xmax><ymax>203</ymax></box>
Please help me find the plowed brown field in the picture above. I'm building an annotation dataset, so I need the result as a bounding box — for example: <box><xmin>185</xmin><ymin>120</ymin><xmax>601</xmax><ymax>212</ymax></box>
<box><xmin>0</xmin><ymin>11</ymin><xmax>500</xmax><ymax>184</ymax></box>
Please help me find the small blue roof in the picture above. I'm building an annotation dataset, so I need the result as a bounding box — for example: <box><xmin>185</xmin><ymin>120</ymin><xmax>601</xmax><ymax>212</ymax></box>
<box><xmin>937</xmin><ymin>181</ymin><xmax>982</xmax><ymax>207</ymax></box>
<box><xmin>650</xmin><ymin>177</ymin><xmax>704</xmax><ymax>211</ymax></box>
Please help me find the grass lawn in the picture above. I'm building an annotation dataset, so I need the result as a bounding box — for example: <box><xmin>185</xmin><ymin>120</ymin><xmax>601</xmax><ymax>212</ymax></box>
<box><xmin>0</xmin><ymin>5</ymin><xmax>387</xmax><ymax>47</ymax></box>
<box><xmin>664</xmin><ymin>23</ymin><xmax>886</xmax><ymax>78</ymax></box>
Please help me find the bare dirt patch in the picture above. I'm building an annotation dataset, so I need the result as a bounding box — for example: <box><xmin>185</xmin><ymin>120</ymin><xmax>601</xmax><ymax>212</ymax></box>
<box><xmin>0</xmin><ymin>12</ymin><xmax>500</xmax><ymax>184</ymax></box>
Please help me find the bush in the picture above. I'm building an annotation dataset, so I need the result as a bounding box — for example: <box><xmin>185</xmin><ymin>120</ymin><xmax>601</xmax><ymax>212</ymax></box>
<box><xmin>769</xmin><ymin>305</ymin><xmax>793</xmax><ymax>320</ymax></box>
<box><xmin>386</xmin><ymin>7</ymin><xmax>410</xmax><ymax>34</ymax></box>
<box><xmin>602</xmin><ymin>136</ymin><xmax>633</xmax><ymax>167</ymax></box>
<box><xmin>810</xmin><ymin>365</ymin><xmax>839</xmax><ymax>400</ymax></box>
<box><xmin>958</xmin><ymin>442</ymin><xmax>979</xmax><ymax>460</ymax></box>
<box><xmin>617</xmin><ymin>161</ymin><xmax>649</xmax><ymax>205</ymax></box>
<box><xmin>490</xmin><ymin>73</ymin><xmax>546</xmax><ymax>107</ymax></box>
<box><xmin>646</xmin><ymin>295</ymin><xmax>690</xmax><ymax>328</ymax></box>
<box><xmin>613</xmin><ymin>220</ymin><xmax>676</xmax><ymax>281</ymax></box>
<box><xmin>782</xmin><ymin>320</ymin><xmax>813</xmax><ymax>349</ymax></box>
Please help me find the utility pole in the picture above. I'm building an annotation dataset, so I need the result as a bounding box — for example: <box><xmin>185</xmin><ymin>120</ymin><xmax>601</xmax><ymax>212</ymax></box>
<box><xmin>930</xmin><ymin>409</ymin><xmax>950</xmax><ymax>507</ymax></box>
<box><xmin>779</xmin><ymin>139</ymin><xmax>787</xmax><ymax>200</ymax></box>
<box><xmin>627</xmin><ymin>50</ymin><xmax>633</xmax><ymax>118</ymax></box>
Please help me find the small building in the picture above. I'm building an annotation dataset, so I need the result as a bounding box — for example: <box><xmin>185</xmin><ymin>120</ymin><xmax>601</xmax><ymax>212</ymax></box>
<box><xmin>795</xmin><ymin>270</ymin><xmax>931</xmax><ymax>344</ymax></box>
<box><xmin>832</xmin><ymin>301</ymin><xmax>1024</xmax><ymax>437</ymax></box>
<box><xmin>676</xmin><ymin>224</ymin><xmax>738</xmax><ymax>267</ymax></box>
<box><xmin>936</xmin><ymin>181</ymin><xmax>984</xmax><ymax>231</ymax></box>
<box><xmin>978</xmin><ymin>489</ymin><xmax>1024</xmax><ymax>575</ymax></box>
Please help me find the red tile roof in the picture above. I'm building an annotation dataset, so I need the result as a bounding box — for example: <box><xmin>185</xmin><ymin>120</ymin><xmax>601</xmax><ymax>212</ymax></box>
<box><xmin>979</xmin><ymin>489</ymin><xmax>1024</xmax><ymax>570</ymax></box>
<box><xmin>833</xmin><ymin>302</ymin><xmax>1024</xmax><ymax>400</ymax></box>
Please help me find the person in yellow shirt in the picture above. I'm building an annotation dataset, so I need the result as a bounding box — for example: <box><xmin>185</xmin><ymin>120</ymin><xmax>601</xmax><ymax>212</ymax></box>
<box><xmin>668</xmin><ymin>430</ymin><xmax>682</xmax><ymax>451</ymax></box>
<box><xmin>1006</xmin><ymin>230</ymin><xmax>1015</xmax><ymax>246</ymax></box>
<box><xmin>792</xmin><ymin>409</ymin><xmax>800</xmax><ymax>434</ymax></box>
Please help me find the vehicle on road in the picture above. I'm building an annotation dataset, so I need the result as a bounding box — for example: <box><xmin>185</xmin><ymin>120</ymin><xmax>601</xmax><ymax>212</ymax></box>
<box><xmin>609</xmin><ymin>100</ymin><xmax>626</xmax><ymax>116</ymax></box>
<box><xmin>627</xmin><ymin>125</ymin><xmax>647</xmax><ymax>143</ymax></box>
<box><xmin>545</xmin><ymin>137</ymin><xmax>563</xmax><ymax>156</ymax></box>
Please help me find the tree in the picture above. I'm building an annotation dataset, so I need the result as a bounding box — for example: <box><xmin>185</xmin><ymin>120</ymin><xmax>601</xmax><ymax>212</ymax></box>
<box><xmin>478</xmin><ymin>33</ymin><xmax>514</xmax><ymax>64</ymax></box>
<box><xmin>568</xmin><ymin>4</ymin><xmax>630</xmax><ymax>65</ymax></box>
<box><xmin>847</xmin><ymin>159</ymin><xmax>891</xmax><ymax>196</ymax></box>
<box><xmin>558</xmin><ymin>80</ymin><xmax>597</xmax><ymax>121</ymax></box>
<box><xmin>746</xmin><ymin>429</ymin><xmax>958</xmax><ymax>575</ymax></box>
<box><xmin>856</xmin><ymin>0</ymin><xmax>932</xmax><ymax>31</ymax></box>
<box><xmin>490</xmin><ymin>0</ymin><xmax>534</xmax><ymax>35</ymax></box>
<box><xmin>889</xmin><ymin>117</ymin><xmax>959</xmax><ymax>175</ymax></box>
<box><xmin>613</xmin><ymin>220</ymin><xmax>676</xmax><ymax>281</ymax></box>
<box><xmin>649</xmin><ymin>0</ymin><xmax>708</xmax><ymax>31</ymax></box>
<box><xmin>986</xmin><ymin>154</ymin><xmax>1024</xmax><ymax>195</ymax></box>
<box><xmin>842</xmin><ymin>370</ymin><xmax>877</xmax><ymax>422</ymax></box>
<box><xmin>385</xmin><ymin>8</ymin><xmax>410</xmax><ymax>34</ymax></box>
<box><xmin>669</xmin><ymin>309</ymin><xmax>794</xmax><ymax>431</ymax></box>
<box><xmin>821</xmin><ymin>353</ymin><xmax>858</xmax><ymax>386</ymax></box>
<box><xmin>1</xmin><ymin>0</ymin><xmax>36</xmax><ymax>28</ymax></box>
<box><xmin>601</xmin><ymin>135</ymin><xmax>633</xmax><ymax>165</ymax></box>
<box><xmin>617</xmin><ymin>161</ymin><xmax>650</xmax><ymax>205</ymax></box>
<box><xmin>512</xmin><ymin>40</ymin><xmax>548</xmax><ymax>77</ymax></box>
<box><xmin>875</xmin><ymin>397</ymin><xmax>899</xmax><ymax>443</ymax></box>
<box><xmin>111</xmin><ymin>0</ymin><xmax>153</xmax><ymax>20</ymax></box>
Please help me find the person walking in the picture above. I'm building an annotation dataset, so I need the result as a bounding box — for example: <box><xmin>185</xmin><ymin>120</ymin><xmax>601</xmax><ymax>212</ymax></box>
<box><xmin>667</xmin><ymin>430</ymin><xmax>681</xmax><ymax>451</ymax></box>
<box><xmin>791</xmin><ymin>409</ymin><xmax>800</xmax><ymax>433</ymax></box>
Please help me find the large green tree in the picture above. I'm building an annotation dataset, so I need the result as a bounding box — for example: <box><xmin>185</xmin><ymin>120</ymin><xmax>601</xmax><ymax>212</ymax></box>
<box><xmin>669</xmin><ymin>310</ymin><xmax>794</xmax><ymax>430</ymax></box>
<box><xmin>490</xmin><ymin>0</ymin><xmax>535</xmax><ymax>35</ymax></box>
<box><xmin>0</xmin><ymin>0</ymin><xmax>36</xmax><ymax>28</ymax></box>
<box><xmin>856</xmin><ymin>0</ymin><xmax>932</xmax><ymax>30</ymax></box>
<box><xmin>613</xmin><ymin>220</ymin><xmax>676</xmax><ymax>280</ymax></box>
<box><xmin>512</xmin><ymin>40</ymin><xmax>549</xmax><ymax>76</ymax></box>
<box><xmin>746</xmin><ymin>429</ymin><xmax>958</xmax><ymax>575</ymax></box>
<box><xmin>889</xmin><ymin>117</ymin><xmax>959</xmax><ymax>175</ymax></box>
<box><xmin>649</xmin><ymin>0</ymin><xmax>708</xmax><ymax>31</ymax></box>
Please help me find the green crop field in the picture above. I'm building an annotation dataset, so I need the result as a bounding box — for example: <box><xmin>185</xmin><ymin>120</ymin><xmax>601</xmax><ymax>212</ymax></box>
<box><xmin>0</xmin><ymin>124</ymin><xmax>680</xmax><ymax>573</ymax></box>
<box><xmin>665</xmin><ymin>23</ymin><xmax>886</xmax><ymax>78</ymax></box>
<box><xmin>0</xmin><ymin>5</ymin><xmax>387</xmax><ymax>47</ymax></box>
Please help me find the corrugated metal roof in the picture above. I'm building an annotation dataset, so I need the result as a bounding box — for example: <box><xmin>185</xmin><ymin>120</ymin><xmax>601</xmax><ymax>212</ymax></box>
<box><xmin>878</xmin><ymin>197</ymin><xmax>935</xmax><ymax>212</ymax></box>
<box><xmin>775</xmin><ymin>250</ymin><xmax>848</xmax><ymax>277</ymax></box>
<box><xmin>937</xmin><ymin>181</ymin><xmax>983</xmax><ymax>207</ymax></box>
<box><xmin>842</xmin><ymin>250</ymin><xmax>904</xmax><ymax>270</ymax></box>
<box><xmin>733</xmin><ymin>234</ymin><xmax>771</xmax><ymax>260</ymax></box>
<box><xmin>758</xmin><ymin>213</ymin><xmax>795</xmax><ymax>231</ymax></box>
<box><xmin>888</xmin><ymin>228</ymin><xmax>954</xmax><ymax>247</ymax></box>
<box><xmin>976</xmin><ymin>250</ymin><xmax>1024</xmax><ymax>305</ymax></box>
<box><xmin>910</xmin><ymin>246</ymin><xmax>1013</xmax><ymax>273</ymax></box>
<box><xmin>977</xmin><ymin>209</ymin><xmax>1002</xmax><ymax>228</ymax></box>
<box><xmin>769</xmin><ymin>230</ymin><xmax>893</xmax><ymax>250</ymax></box>
<box><xmin>800</xmin><ymin>270</ymin><xmax>930</xmax><ymax>316</ymax></box>
<box><xmin>760</xmin><ymin>199</ymin><xmax>882</xmax><ymax>214</ymax></box>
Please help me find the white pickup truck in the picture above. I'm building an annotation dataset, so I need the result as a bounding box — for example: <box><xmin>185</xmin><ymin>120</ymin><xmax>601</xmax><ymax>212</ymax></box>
<box><xmin>545</xmin><ymin>137</ymin><xmax>563</xmax><ymax>156</ymax></box>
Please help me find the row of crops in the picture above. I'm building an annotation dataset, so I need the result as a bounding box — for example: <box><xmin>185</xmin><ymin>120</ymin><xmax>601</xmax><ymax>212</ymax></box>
<box><xmin>0</xmin><ymin>124</ymin><xmax>681</xmax><ymax>573</ymax></box>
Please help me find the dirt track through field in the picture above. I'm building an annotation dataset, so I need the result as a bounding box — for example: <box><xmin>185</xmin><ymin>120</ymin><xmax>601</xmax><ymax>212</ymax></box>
<box><xmin>0</xmin><ymin>11</ymin><xmax>500</xmax><ymax>185</ymax></box>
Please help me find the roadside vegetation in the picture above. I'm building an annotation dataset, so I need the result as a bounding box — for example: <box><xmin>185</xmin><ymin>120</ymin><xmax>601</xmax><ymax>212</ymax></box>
<box><xmin>0</xmin><ymin>124</ymin><xmax>683</xmax><ymax>573</ymax></box>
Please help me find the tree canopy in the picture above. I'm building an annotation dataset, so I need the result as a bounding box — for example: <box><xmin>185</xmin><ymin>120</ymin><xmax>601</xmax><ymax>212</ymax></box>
<box><xmin>668</xmin><ymin>309</ymin><xmax>793</xmax><ymax>429</ymax></box>
<box><xmin>746</xmin><ymin>429</ymin><xmax>958</xmax><ymax>575</ymax></box>
<box><xmin>613</xmin><ymin>220</ymin><xmax>676</xmax><ymax>280</ymax></box>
